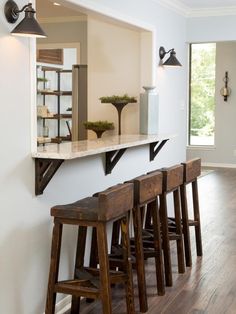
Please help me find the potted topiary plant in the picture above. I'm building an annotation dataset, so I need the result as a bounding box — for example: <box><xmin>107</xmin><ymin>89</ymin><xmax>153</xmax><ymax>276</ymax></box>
<box><xmin>99</xmin><ymin>94</ymin><xmax>137</xmax><ymax>135</ymax></box>
<box><xmin>83</xmin><ymin>120</ymin><xmax>114</xmax><ymax>138</ymax></box>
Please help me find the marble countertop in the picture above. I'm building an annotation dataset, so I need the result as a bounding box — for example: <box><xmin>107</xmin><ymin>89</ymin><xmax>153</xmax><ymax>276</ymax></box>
<box><xmin>32</xmin><ymin>134</ymin><xmax>176</xmax><ymax>160</ymax></box>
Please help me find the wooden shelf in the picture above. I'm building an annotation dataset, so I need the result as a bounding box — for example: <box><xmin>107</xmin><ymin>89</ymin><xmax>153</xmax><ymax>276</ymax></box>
<box><xmin>41</xmin><ymin>114</ymin><xmax>72</xmax><ymax>120</ymax></box>
<box><xmin>51</xmin><ymin>135</ymin><xmax>71</xmax><ymax>144</ymax></box>
<box><xmin>39</xmin><ymin>90</ymin><xmax>72</xmax><ymax>96</ymax></box>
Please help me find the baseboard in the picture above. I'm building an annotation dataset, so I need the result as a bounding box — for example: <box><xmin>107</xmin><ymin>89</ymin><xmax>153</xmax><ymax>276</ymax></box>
<box><xmin>202</xmin><ymin>162</ymin><xmax>236</xmax><ymax>168</ymax></box>
<box><xmin>56</xmin><ymin>296</ymin><xmax>72</xmax><ymax>314</ymax></box>
<box><xmin>42</xmin><ymin>296</ymin><xmax>71</xmax><ymax>314</ymax></box>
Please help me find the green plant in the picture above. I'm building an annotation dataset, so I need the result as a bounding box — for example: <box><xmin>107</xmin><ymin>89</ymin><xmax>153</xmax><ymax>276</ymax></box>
<box><xmin>83</xmin><ymin>120</ymin><xmax>114</xmax><ymax>131</ymax></box>
<box><xmin>99</xmin><ymin>94</ymin><xmax>137</xmax><ymax>103</ymax></box>
<box><xmin>37</xmin><ymin>77</ymin><xmax>48</xmax><ymax>82</ymax></box>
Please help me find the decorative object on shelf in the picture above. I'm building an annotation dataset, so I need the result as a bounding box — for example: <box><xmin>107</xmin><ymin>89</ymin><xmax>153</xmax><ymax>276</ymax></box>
<box><xmin>37</xmin><ymin>105</ymin><xmax>54</xmax><ymax>118</ymax></box>
<box><xmin>4</xmin><ymin>0</ymin><xmax>47</xmax><ymax>38</ymax></box>
<box><xmin>220</xmin><ymin>71</ymin><xmax>231</xmax><ymax>102</ymax></box>
<box><xmin>37</xmin><ymin>77</ymin><xmax>51</xmax><ymax>92</ymax></box>
<box><xmin>37</xmin><ymin>49</ymin><xmax>63</xmax><ymax>65</ymax></box>
<box><xmin>43</xmin><ymin>125</ymin><xmax>49</xmax><ymax>138</ymax></box>
<box><xmin>140</xmin><ymin>86</ymin><xmax>159</xmax><ymax>135</ymax></box>
<box><xmin>159</xmin><ymin>46</ymin><xmax>182</xmax><ymax>66</ymax></box>
<box><xmin>100</xmin><ymin>94</ymin><xmax>137</xmax><ymax>135</ymax></box>
<box><xmin>83</xmin><ymin>121</ymin><xmax>114</xmax><ymax>138</ymax></box>
<box><xmin>66</xmin><ymin>107</ymin><xmax>72</xmax><ymax>111</ymax></box>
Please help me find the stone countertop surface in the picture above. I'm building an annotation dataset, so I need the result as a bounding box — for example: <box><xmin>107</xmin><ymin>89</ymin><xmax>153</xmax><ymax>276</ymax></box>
<box><xmin>32</xmin><ymin>134</ymin><xmax>176</xmax><ymax>160</ymax></box>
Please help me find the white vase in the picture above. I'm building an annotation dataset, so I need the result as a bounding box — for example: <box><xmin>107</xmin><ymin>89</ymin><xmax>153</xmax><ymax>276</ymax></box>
<box><xmin>140</xmin><ymin>86</ymin><xmax>159</xmax><ymax>134</ymax></box>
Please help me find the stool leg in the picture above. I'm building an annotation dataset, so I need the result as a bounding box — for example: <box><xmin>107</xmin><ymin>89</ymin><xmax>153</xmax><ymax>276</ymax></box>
<box><xmin>71</xmin><ymin>226</ymin><xmax>87</xmax><ymax>314</ymax></box>
<box><xmin>192</xmin><ymin>180</ymin><xmax>203</xmax><ymax>256</ymax></box>
<box><xmin>150</xmin><ymin>199</ymin><xmax>165</xmax><ymax>295</ymax></box>
<box><xmin>90</xmin><ymin>227</ymin><xmax>98</xmax><ymax>268</ymax></box>
<box><xmin>97</xmin><ymin>223</ymin><xmax>112</xmax><ymax>314</ymax></box>
<box><xmin>45</xmin><ymin>220</ymin><xmax>63</xmax><ymax>314</ymax></box>
<box><xmin>133</xmin><ymin>205</ymin><xmax>148</xmax><ymax>313</ymax></box>
<box><xmin>145</xmin><ymin>204</ymin><xmax>152</xmax><ymax>229</ymax></box>
<box><xmin>120</xmin><ymin>214</ymin><xmax>135</xmax><ymax>314</ymax></box>
<box><xmin>180</xmin><ymin>183</ymin><xmax>192</xmax><ymax>267</ymax></box>
<box><xmin>111</xmin><ymin>220</ymin><xmax>121</xmax><ymax>252</ymax></box>
<box><xmin>173</xmin><ymin>189</ymin><xmax>185</xmax><ymax>274</ymax></box>
<box><xmin>159</xmin><ymin>193</ymin><xmax>172</xmax><ymax>287</ymax></box>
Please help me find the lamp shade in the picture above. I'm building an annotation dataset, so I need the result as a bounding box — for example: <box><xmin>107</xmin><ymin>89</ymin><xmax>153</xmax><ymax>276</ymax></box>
<box><xmin>11</xmin><ymin>9</ymin><xmax>47</xmax><ymax>38</ymax></box>
<box><xmin>163</xmin><ymin>50</ymin><xmax>182</xmax><ymax>66</ymax></box>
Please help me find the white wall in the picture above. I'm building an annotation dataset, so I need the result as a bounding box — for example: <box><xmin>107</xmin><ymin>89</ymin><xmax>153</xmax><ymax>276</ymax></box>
<box><xmin>187</xmin><ymin>15</ymin><xmax>236</xmax><ymax>43</ymax></box>
<box><xmin>187</xmin><ymin>42</ymin><xmax>236</xmax><ymax>165</ymax></box>
<box><xmin>0</xmin><ymin>0</ymin><xmax>187</xmax><ymax>313</ymax></box>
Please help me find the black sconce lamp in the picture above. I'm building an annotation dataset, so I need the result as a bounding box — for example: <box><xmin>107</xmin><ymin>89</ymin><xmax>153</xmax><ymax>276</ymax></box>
<box><xmin>220</xmin><ymin>71</ymin><xmax>231</xmax><ymax>102</ymax></box>
<box><xmin>159</xmin><ymin>46</ymin><xmax>182</xmax><ymax>66</ymax></box>
<box><xmin>4</xmin><ymin>0</ymin><xmax>47</xmax><ymax>38</ymax></box>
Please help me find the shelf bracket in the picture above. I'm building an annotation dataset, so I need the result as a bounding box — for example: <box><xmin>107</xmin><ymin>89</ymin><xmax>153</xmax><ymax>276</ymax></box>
<box><xmin>150</xmin><ymin>139</ymin><xmax>169</xmax><ymax>161</ymax></box>
<box><xmin>35</xmin><ymin>158</ymin><xmax>64</xmax><ymax>195</ymax></box>
<box><xmin>105</xmin><ymin>148</ymin><xmax>127</xmax><ymax>175</ymax></box>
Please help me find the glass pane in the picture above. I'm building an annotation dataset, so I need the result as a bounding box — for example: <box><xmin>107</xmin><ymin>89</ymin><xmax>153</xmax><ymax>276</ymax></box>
<box><xmin>189</xmin><ymin>43</ymin><xmax>216</xmax><ymax>146</ymax></box>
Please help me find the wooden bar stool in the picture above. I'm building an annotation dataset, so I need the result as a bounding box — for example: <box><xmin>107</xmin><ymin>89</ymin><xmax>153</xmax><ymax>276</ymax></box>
<box><xmin>159</xmin><ymin>165</ymin><xmax>185</xmax><ymax>286</ymax></box>
<box><xmin>45</xmin><ymin>183</ymin><xmax>135</xmax><ymax>314</ymax></box>
<box><xmin>107</xmin><ymin>173</ymin><xmax>165</xmax><ymax>313</ymax></box>
<box><xmin>180</xmin><ymin>158</ymin><xmax>202</xmax><ymax>267</ymax></box>
<box><xmin>132</xmin><ymin>172</ymin><xmax>165</xmax><ymax>298</ymax></box>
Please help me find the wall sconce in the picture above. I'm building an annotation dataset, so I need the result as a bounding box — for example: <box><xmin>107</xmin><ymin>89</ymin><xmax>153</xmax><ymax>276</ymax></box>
<box><xmin>159</xmin><ymin>46</ymin><xmax>182</xmax><ymax>66</ymax></box>
<box><xmin>220</xmin><ymin>71</ymin><xmax>231</xmax><ymax>102</ymax></box>
<box><xmin>4</xmin><ymin>0</ymin><xmax>47</xmax><ymax>38</ymax></box>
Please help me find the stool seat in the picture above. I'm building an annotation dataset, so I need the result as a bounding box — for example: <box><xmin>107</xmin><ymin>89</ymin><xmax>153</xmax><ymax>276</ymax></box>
<box><xmin>51</xmin><ymin>183</ymin><xmax>134</xmax><ymax>222</ymax></box>
<box><xmin>51</xmin><ymin>197</ymin><xmax>99</xmax><ymax>221</ymax></box>
<box><xmin>161</xmin><ymin>164</ymin><xmax>184</xmax><ymax>192</ymax></box>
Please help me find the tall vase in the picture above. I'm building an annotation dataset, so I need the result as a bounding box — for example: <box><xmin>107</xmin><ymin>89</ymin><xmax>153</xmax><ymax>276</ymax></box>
<box><xmin>140</xmin><ymin>86</ymin><xmax>159</xmax><ymax>134</ymax></box>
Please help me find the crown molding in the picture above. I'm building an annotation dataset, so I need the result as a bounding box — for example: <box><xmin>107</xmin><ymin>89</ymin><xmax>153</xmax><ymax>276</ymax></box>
<box><xmin>187</xmin><ymin>6</ymin><xmax>236</xmax><ymax>17</ymax></box>
<box><xmin>38</xmin><ymin>16</ymin><xmax>87</xmax><ymax>24</ymax></box>
<box><xmin>152</xmin><ymin>0</ymin><xmax>236</xmax><ymax>18</ymax></box>
<box><xmin>151</xmin><ymin>0</ymin><xmax>190</xmax><ymax>16</ymax></box>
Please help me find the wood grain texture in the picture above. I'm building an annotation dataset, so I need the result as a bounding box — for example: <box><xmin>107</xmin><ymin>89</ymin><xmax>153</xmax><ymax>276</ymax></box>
<box><xmin>76</xmin><ymin>168</ymin><xmax>236</xmax><ymax>313</ymax></box>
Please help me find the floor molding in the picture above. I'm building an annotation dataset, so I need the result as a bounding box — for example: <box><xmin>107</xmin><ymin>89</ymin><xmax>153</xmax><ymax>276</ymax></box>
<box><xmin>42</xmin><ymin>296</ymin><xmax>71</xmax><ymax>314</ymax></box>
<box><xmin>202</xmin><ymin>162</ymin><xmax>236</xmax><ymax>168</ymax></box>
<box><xmin>56</xmin><ymin>296</ymin><xmax>71</xmax><ymax>314</ymax></box>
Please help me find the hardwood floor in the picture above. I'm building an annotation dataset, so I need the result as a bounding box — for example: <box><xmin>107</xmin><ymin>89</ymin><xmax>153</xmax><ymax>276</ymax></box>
<box><xmin>71</xmin><ymin>168</ymin><xmax>236</xmax><ymax>313</ymax></box>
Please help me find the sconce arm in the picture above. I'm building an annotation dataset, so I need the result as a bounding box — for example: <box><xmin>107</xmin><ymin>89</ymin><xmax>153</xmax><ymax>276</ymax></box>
<box><xmin>15</xmin><ymin>3</ymin><xmax>33</xmax><ymax>14</ymax></box>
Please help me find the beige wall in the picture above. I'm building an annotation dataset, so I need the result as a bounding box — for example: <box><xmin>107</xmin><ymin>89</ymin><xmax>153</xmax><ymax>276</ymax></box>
<box><xmin>87</xmin><ymin>17</ymin><xmax>141</xmax><ymax>138</ymax></box>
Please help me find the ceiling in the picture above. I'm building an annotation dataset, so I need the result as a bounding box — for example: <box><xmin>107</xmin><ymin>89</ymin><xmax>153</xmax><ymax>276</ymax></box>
<box><xmin>36</xmin><ymin>0</ymin><xmax>85</xmax><ymax>19</ymax></box>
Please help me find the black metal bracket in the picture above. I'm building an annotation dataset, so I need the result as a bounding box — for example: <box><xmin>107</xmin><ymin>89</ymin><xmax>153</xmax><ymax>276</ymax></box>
<box><xmin>105</xmin><ymin>148</ymin><xmax>127</xmax><ymax>175</ymax></box>
<box><xmin>35</xmin><ymin>158</ymin><xmax>64</xmax><ymax>195</ymax></box>
<box><xmin>150</xmin><ymin>139</ymin><xmax>169</xmax><ymax>161</ymax></box>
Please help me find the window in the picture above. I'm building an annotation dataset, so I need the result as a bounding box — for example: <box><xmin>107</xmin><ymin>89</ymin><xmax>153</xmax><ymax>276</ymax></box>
<box><xmin>189</xmin><ymin>43</ymin><xmax>216</xmax><ymax>146</ymax></box>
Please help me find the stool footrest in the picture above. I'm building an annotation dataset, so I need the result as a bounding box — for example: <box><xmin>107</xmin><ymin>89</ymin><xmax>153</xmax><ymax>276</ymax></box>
<box><xmin>55</xmin><ymin>280</ymin><xmax>100</xmax><ymax>299</ymax></box>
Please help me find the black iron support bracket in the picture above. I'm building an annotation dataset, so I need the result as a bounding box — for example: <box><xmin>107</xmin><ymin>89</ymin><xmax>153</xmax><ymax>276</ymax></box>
<box><xmin>105</xmin><ymin>148</ymin><xmax>127</xmax><ymax>175</ymax></box>
<box><xmin>150</xmin><ymin>139</ymin><xmax>169</xmax><ymax>161</ymax></box>
<box><xmin>35</xmin><ymin>158</ymin><xmax>64</xmax><ymax>195</ymax></box>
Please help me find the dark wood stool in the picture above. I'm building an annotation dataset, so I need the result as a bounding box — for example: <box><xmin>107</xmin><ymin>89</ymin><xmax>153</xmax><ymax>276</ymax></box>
<box><xmin>180</xmin><ymin>158</ymin><xmax>202</xmax><ymax>267</ymax></box>
<box><xmin>45</xmin><ymin>183</ymin><xmax>135</xmax><ymax>314</ymax></box>
<box><xmin>132</xmin><ymin>172</ymin><xmax>165</xmax><ymax>298</ymax></box>
<box><xmin>159</xmin><ymin>165</ymin><xmax>185</xmax><ymax>286</ymax></box>
<box><xmin>107</xmin><ymin>173</ymin><xmax>165</xmax><ymax>313</ymax></box>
